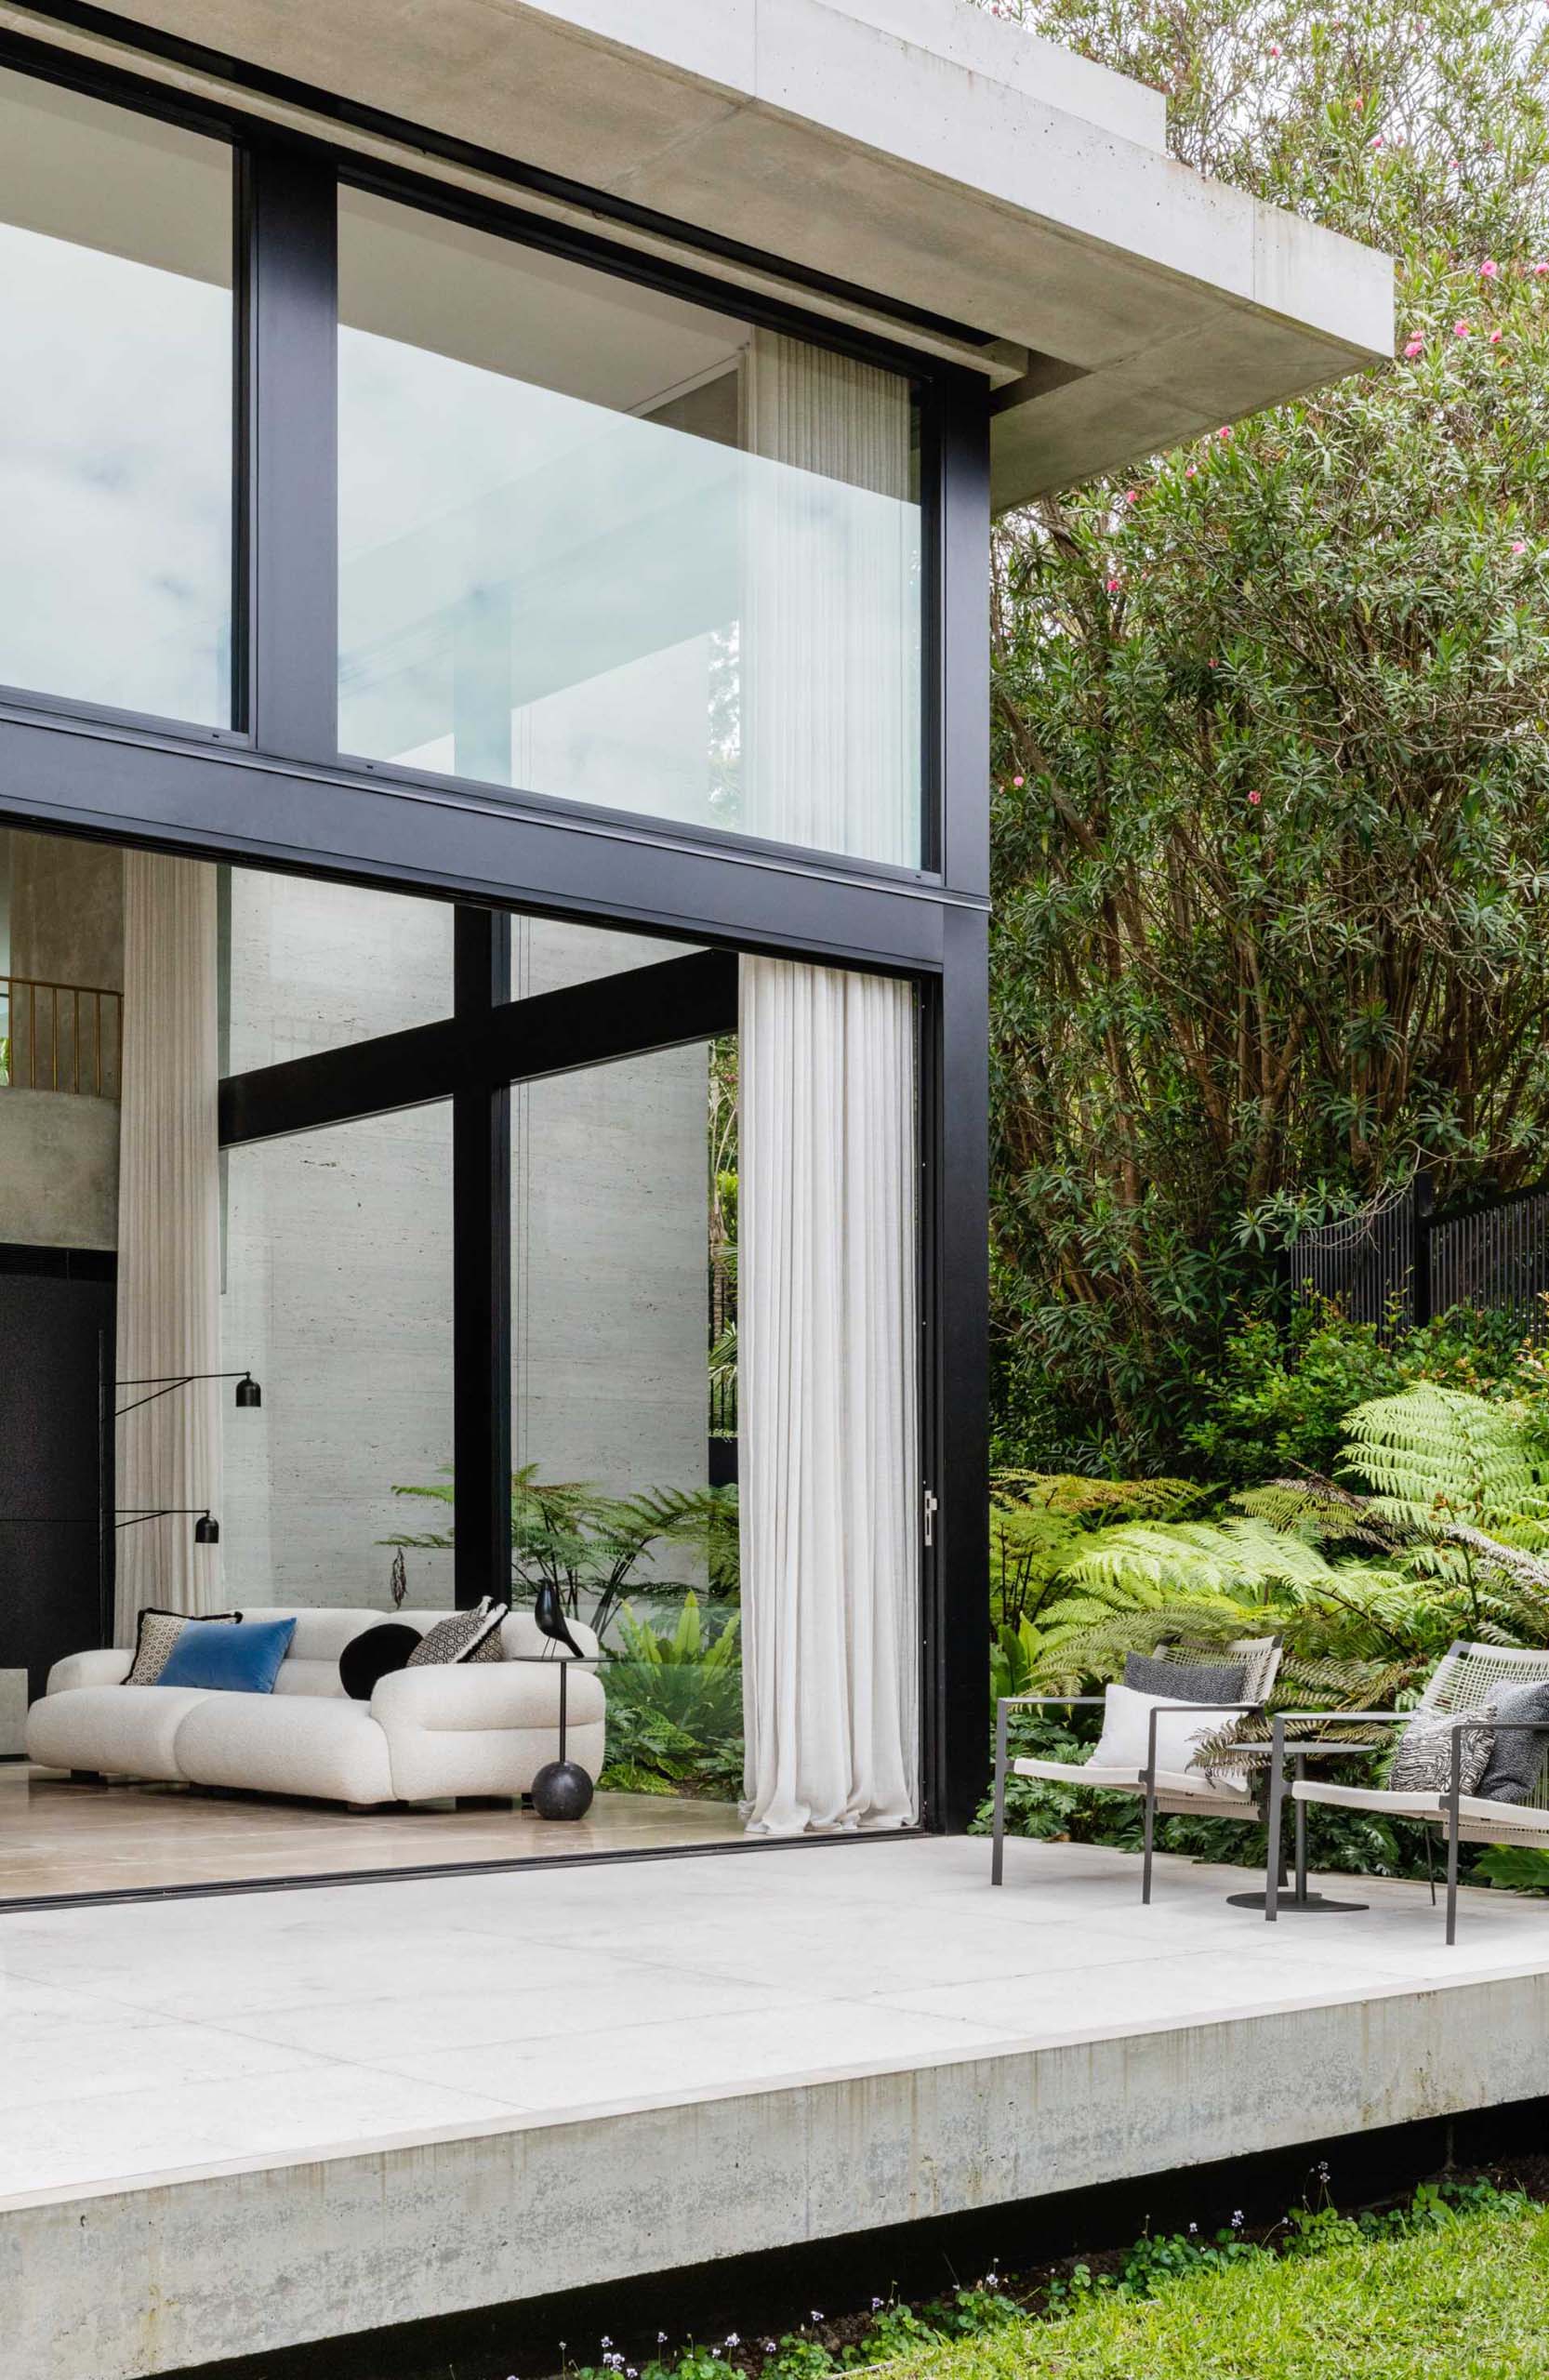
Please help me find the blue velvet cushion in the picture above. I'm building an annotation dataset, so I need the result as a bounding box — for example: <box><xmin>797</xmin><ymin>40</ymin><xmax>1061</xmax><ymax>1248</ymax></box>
<box><xmin>157</xmin><ymin>1615</ymin><xmax>296</xmax><ymax>1695</ymax></box>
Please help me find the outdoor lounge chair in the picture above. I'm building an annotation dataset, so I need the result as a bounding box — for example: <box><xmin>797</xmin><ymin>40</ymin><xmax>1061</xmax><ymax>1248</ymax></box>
<box><xmin>991</xmin><ymin>1635</ymin><xmax>1283</xmax><ymax>1903</ymax></box>
<box><xmin>1263</xmin><ymin>1640</ymin><xmax>1549</xmax><ymax>1944</ymax></box>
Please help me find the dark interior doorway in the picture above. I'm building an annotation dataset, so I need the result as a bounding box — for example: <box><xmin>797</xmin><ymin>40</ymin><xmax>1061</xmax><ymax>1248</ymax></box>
<box><xmin>0</xmin><ymin>1249</ymin><xmax>114</xmax><ymax>1707</ymax></box>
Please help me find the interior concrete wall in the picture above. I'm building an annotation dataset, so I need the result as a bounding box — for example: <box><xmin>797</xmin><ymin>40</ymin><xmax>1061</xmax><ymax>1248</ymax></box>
<box><xmin>0</xmin><ymin>1089</ymin><xmax>118</xmax><ymax>1250</ymax></box>
<box><xmin>219</xmin><ymin>876</ymin><xmax>709</xmax><ymax>1616</ymax></box>
<box><xmin>0</xmin><ymin>831</ymin><xmax>124</xmax><ymax>1250</ymax></box>
<box><xmin>6</xmin><ymin>827</ymin><xmax>124</xmax><ymax>991</ymax></box>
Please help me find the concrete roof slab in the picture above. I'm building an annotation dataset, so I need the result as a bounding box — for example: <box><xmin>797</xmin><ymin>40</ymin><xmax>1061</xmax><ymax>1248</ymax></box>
<box><xmin>21</xmin><ymin>0</ymin><xmax>1394</xmax><ymax>504</ymax></box>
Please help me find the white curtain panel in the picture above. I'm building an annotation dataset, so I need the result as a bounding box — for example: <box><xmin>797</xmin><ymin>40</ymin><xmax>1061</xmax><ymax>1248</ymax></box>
<box><xmin>738</xmin><ymin>957</ymin><xmax>920</xmax><ymax>1833</ymax></box>
<box><xmin>736</xmin><ymin>331</ymin><xmax>921</xmax><ymax>1834</ymax></box>
<box><xmin>741</xmin><ymin>328</ymin><xmax>916</xmax><ymax>866</ymax></box>
<box><xmin>114</xmin><ymin>851</ymin><xmax>223</xmax><ymax>1643</ymax></box>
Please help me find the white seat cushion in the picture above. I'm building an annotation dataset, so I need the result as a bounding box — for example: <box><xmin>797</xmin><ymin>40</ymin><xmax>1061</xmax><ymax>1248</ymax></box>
<box><xmin>173</xmin><ymin>1692</ymin><xmax>395</xmax><ymax>1805</ymax></box>
<box><xmin>1295</xmin><ymin>1777</ymin><xmax>1549</xmax><ymax>1831</ymax></box>
<box><xmin>1013</xmin><ymin>1756</ymin><xmax>1144</xmax><ymax>1788</ymax></box>
<box><xmin>26</xmin><ymin>1686</ymin><xmax>216</xmax><ymax>1782</ymax></box>
<box><xmin>1013</xmin><ymin>1756</ymin><xmax>1250</xmax><ymax>1802</ymax></box>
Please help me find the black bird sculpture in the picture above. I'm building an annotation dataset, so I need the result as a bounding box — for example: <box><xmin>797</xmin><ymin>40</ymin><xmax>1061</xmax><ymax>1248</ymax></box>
<box><xmin>533</xmin><ymin>1577</ymin><xmax>589</xmax><ymax>1660</ymax></box>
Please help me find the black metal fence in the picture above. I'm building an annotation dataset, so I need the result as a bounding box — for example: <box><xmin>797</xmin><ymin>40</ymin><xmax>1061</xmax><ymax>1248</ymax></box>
<box><xmin>1288</xmin><ymin>1170</ymin><xmax>1549</xmax><ymax>1342</ymax></box>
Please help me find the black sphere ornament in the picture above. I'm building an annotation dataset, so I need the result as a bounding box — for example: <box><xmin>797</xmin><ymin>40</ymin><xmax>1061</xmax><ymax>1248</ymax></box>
<box><xmin>531</xmin><ymin>1758</ymin><xmax>594</xmax><ymax>1821</ymax></box>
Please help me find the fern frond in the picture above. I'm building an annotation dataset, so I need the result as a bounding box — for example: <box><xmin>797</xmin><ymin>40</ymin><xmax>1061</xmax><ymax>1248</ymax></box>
<box><xmin>1340</xmin><ymin>1385</ymin><xmax>1549</xmax><ymax>1529</ymax></box>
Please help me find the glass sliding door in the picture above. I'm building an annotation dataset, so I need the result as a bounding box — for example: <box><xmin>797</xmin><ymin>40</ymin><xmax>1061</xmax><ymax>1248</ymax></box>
<box><xmin>506</xmin><ymin>922</ymin><xmax>740</xmax><ymax>1815</ymax></box>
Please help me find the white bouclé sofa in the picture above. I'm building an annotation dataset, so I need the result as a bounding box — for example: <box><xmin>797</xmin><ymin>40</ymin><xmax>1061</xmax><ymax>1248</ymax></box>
<box><xmin>24</xmin><ymin>1606</ymin><xmax>604</xmax><ymax>1807</ymax></box>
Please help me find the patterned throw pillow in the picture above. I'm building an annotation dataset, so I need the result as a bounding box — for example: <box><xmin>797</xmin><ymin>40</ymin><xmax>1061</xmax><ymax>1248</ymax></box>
<box><xmin>1475</xmin><ymin>1678</ymin><xmax>1549</xmax><ymax>1805</ymax></box>
<box><xmin>405</xmin><ymin>1599</ymin><xmax>508</xmax><ymax>1667</ymax></box>
<box><xmin>1388</xmin><ymin>1705</ymin><xmax>1496</xmax><ymax>1796</ymax></box>
<box><xmin>126</xmin><ymin>1607</ymin><xmax>242</xmax><ymax>1686</ymax></box>
<box><xmin>1125</xmin><ymin>1652</ymin><xmax>1249</xmax><ymax>1706</ymax></box>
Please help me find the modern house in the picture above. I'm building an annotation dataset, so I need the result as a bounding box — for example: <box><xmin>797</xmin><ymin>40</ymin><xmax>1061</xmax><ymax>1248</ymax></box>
<box><xmin>0</xmin><ymin>11</ymin><xmax>1425</xmax><ymax>2373</ymax></box>
<box><xmin>0</xmin><ymin>0</ymin><xmax>1392</xmax><ymax>1876</ymax></box>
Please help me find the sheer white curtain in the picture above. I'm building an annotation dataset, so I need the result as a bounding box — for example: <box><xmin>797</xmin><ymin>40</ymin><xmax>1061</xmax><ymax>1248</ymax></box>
<box><xmin>737</xmin><ymin>332</ymin><xmax>920</xmax><ymax>1833</ymax></box>
<box><xmin>739</xmin><ymin>958</ymin><xmax>920</xmax><ymax>1833</ymax></box>
<box><xmin>741</xmin><ymin>329</ymin><xmax>916</xmax><ymax>866</ymax></box>
<box><xmin>114</xmin><ymin>852</ymin><xmax>223</xmax><ymax>1643</ymax></box>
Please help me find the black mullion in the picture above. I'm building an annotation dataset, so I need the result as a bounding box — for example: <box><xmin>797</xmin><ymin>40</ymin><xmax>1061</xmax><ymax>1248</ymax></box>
<box><xmin>245</xmin><ymin>138</ymin><xmax>338</xmax><ymax>759</ymax></box>
<box><xmin>453</xmin><ymin>909</ymin><xmax>512</xmax><ymax>1610</ymax></box>
<box><xmin>218</xmin><ymin>951</ymin><xmax>740</xmax><ymax>1145</ymax></box>
<box><xmin>925</xmin><ymin>378</ymin><xmax>992</xmax><ymax>1831</ymax></box>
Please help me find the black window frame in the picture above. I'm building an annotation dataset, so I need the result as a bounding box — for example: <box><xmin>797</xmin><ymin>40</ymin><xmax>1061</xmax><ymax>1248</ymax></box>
<box><xmin>0</xmin><ymin>27</ymin><xmax>990</xmax><ymax>1837</ymax></box>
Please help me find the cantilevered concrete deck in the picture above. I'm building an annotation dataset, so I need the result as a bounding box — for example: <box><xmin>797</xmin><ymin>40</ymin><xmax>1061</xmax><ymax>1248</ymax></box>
<box><xmin>5</xmin><ymin>1834</ymin><xmax>1549</xmax><ymax>2378</ymax></box>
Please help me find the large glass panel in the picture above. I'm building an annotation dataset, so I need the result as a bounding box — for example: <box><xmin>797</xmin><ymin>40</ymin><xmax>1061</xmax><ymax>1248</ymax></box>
<box><xmin>508</xmin><ymin>927</ymin><xmax>740</xmax><ymax>1822</ymax></box>
<box><xmin>0</xmin><ymin>69</ymin><xmax>232</xmax><ymax>724</ymax></box>
<box><xmin>221</xmin><ymin>1104</ymin><xmax>455</xmax><ymax>1613</ymax></box>
<box><xmin>222</xmin><ymin>866</ymin><xmax>453</xmax><ymax>1068</ymax></box>
<box><xmin>338</xmin><ymin>189</ymin><xmax>920</xmax><ymax>866</ymax></box>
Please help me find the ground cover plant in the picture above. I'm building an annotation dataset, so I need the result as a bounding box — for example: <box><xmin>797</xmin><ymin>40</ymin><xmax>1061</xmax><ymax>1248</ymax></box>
<box><xmin>539</xmin><ymin>2169</ymin><xmax>1547</xmax><ymax>2380</ymax></box>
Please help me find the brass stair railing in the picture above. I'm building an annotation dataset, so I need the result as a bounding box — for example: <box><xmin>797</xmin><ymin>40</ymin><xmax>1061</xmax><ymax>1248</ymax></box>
<box><xmin>0</xmin><ymin>974</ymin><xmax>123</xmax><ymax>1098</ymax></box>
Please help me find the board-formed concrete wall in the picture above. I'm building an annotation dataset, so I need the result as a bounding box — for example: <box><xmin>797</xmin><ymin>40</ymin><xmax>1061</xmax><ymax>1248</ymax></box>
<box><xmin>0</xmin><ymin>1088</ymin><xmax>118</xmax><ymax>1250</ymax></box>
<box><xmin>0</xmin><ymin>831</ymin><xmax>124</xmax><ymax>1250</ymax></box>
<box><xmin>219</xmin><ymin>874</ymin><xmax>709</xmax><ymax>1614</ymax></box>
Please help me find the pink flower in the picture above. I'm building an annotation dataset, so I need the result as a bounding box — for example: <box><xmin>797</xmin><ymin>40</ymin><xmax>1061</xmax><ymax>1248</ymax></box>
<box><xmin>1217</xmin><ymin>424</ymin><xmax>1234</xmax><ymax>442</ymax></box>
<box><xmin>1247</xmin><ymin>790</ymin><xmax>1263</xmax><ymax>807</ymax></box>
<box><xmin>1450</xmin><ymin>159</ymin><xmax>1463</xmax><ymax>172</ymax></box>
<box><xmin>1206</xmin><ymin>659</ymin><xmax>1218</xmax><ymax>670</ymax></box>
<box><xmin>1351</xmin><ymin>95</ymin><xmax>1363</xmax><ymax>111</ymax></box>
<box><xmin>1124</xmin><ymin>488</ymin><xmax>1140</xmax><ymax>504</ymax></box>
<box><xmin>1512</xmin><ymin>540</ymin><xmax>1528</xmax><ymax>556</ymax></box>
<box><xmin>1013</xmin><ymin>774</ymin><xmax>1025</xmax><ymax>787</ymax></box>
<box><xmin>1370</xmin><ymin>134</ymin><xmax>1384</xmax><ymax>150</ymax></box>
<box><xmin>1105</xmin><ymin>576</ymin><xmax>1122</xmax><ymax>593</ymax></box>
<box><xmin>1481</xmin><ymin>258</ymin><xmax>1500</xmax><ymax>279</ymax></box>
<box><xmin>1268</xmin><ymin>43</ymin><xmax>1280</xmax><ymax>55</ymax></box>
<box><xmin>1489</xmin><ymin>329</ymin><xmax>1504</xmax><ymax>345</ymax></box>
<box><xmin>1403</xmin><ymin>337</ymin><xmax>1423</xmax><ymax>358</ymax></box>
<box><xmin>1185</xmin><ymin>465</ymin><xmax>1198</xmax><ymax>479</ymax></box>
<box><xmin>1535</xmin><ymin>261</ymin><xmax>1549</xmax><ymax>278</ymax></box>
<box><xmin>1453</xmin><ymin>320</ymin><xmax>1471</xmax><ymax>338</ymax></box>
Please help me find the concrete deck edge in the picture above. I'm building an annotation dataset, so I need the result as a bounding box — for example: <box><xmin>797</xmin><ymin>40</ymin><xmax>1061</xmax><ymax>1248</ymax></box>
<box><xmin>8</xmin><ymin>1967</ymin><xmax>1549</xmax><ymax>2379</ymax></box>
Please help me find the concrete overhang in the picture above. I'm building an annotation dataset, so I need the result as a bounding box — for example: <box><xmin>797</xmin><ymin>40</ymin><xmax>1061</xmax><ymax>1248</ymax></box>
<box><xmin>9</xmin><ymin>0</ymin><xmax>1395</xmax><ymax>509</ymax></box>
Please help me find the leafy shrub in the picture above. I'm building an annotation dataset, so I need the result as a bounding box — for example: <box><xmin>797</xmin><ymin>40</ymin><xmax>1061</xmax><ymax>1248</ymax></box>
<box><xmin>599</xmin><ymin>1595</ymin><xmax>743</xmax><ymax>1799</ymax></box>
<box><xmin>1186</xmin><ymin>1302</ymin><xmax>1536</xmax><ymax>1490</ymax></box>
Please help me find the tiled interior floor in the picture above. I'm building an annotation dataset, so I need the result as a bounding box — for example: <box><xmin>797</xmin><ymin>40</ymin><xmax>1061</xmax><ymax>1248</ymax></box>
<box><xmin>3</xmin><ymin>1832</ymin><xmax>1547</xmax><ymax>2202</ymax></box>
<box><xmin>0</xmin><ymin>1761</ymin><xmax>742</xmax><ymax>1901</ymax></box>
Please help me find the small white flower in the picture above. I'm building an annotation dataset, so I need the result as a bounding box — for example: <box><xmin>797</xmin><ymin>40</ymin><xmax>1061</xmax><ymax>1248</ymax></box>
<box><xmin>1231</xmin><ymin>2210</ymin><xmax>1244</xmax><ymax>2228</ymax></box>
<box><xmin>724</xmin><ymin>2337</ymin><xmax>740</xmax><ymax>2350</ymax></box>
<box><xmin>871</xmin><ymin>2298</ymin><xmax>883</xmax><ymax>2312</ymax></box>
<box><xmin>657</xmin><ymin>2336</ymin><xmax>669</xmax><ymax>2347</ymax></box>
<box><xmin>811</xmin><ymin>2312</ymin><xmax>824</xmax><ymax>2325</ymax></box>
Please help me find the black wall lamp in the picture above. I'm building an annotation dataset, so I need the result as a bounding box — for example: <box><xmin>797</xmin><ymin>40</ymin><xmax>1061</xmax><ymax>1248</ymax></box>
<box><xmin>116</xmin><ymin>1370</ymin><xmax>262</xmax><ymax>1419</ymax></box>
<box><xmin>115</xmin><ymin>1506</ymin><xmax>222</xmax><ymax>1546</ymax></box>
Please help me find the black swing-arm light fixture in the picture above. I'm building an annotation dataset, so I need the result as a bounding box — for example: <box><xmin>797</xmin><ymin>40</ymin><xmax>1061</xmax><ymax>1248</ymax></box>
<box><xmin>116</xmin><ymin>1507</ymin><xmax>222</xmax><ymax>1544</ymax></box>
<box><xmin>2</xmin><ymin>1506</ymin><xmax>220</xmax><ymax>1542</ymax></box>
<box><xmin>115</xmin><ymin>1370</ymin><xmax>261</xmax><ymax>1419</ymax></box>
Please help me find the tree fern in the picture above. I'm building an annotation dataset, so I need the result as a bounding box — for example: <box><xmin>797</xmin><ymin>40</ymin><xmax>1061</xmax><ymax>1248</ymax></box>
<box><xmin>1339</xmin><ymin>1384</ymin><xmax>1549</xmax><ymax>1533</ymax></box>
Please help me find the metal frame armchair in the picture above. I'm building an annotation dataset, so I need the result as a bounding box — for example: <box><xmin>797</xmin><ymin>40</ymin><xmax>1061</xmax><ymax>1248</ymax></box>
<box><xmin>991</xmin><ymin>1636</ymin><xmax>1283</xmax><ymax>1903</ymax></box>
<box><xmin>1263</xmin><ymin>1641</ymin><xmax>1549</xmax><ymax>1943</ymax></box>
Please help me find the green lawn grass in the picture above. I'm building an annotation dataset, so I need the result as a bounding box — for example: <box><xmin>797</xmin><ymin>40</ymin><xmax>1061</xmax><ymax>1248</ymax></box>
<box><xmin>894</xmin><ymin>2205</ymin><xmax>1549</xmax><ymax>2380</ymax></box>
